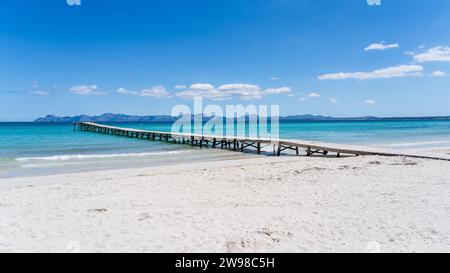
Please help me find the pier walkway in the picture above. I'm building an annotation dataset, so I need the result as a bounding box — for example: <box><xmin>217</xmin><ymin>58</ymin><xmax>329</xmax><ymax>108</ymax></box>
<box><xmin>74</xmin><ymin>122</ymin><xmax>450</xmax><ymax>161</ymax></box>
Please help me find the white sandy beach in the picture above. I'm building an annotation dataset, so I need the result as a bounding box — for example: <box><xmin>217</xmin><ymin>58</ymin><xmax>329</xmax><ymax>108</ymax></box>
<box><xmin>1</xmin><ymin>153</ymin><xmax>450</xmax><ymax>253</ymax></box>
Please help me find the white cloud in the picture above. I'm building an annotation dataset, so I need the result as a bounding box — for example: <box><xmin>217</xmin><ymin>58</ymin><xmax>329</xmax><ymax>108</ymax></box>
<box><xmin>174</xmin><ymin>84</ymin><xmax>187</xmax><ymax>89</ymax></box>
<box><xmin>318</xmin><ymin>65</ymin><xmax>423</xmax><ymax>80</ymax></box>
<box><xmin>364</xmin><ymin>42</ymin><xmax>399</xmax><ymax>51</ymax></box>
<box><xmin>367</xmin><ymin>0</ymin><xmax>381</xmax><ymax>6</ymax></box>
<box><xmin>270</xmin><ymin>77</ymin><xmax>280</xmax><ymax>81</ymax></box>
<box><xmin>140</xmin><ymin>85</ymin><xmax>171</xmax><ymax>98</ymax></box>
<box><xmin>175</xmin><ymin>83</ymin><xmax>292</xmax><ymax>100</ymax></box>
<box><xmin>263</xmin><ymin>86</ymin><xmax>292</xmax><ymax>95</ymax></box>
<box><xmin>117</xmin><ymin>87</ymin><xmax>129</xmax><ymax>94</ymax></box>
<box><xmin>365</xmin><ymin>100</ymin><xmax>376</xmax><ymax>105</ymax></box>
<box><xmin>67</xmin><ymin>0</ymin><xmax>81</xmax><ymax>6</ymax></box>
<box><xmin>191</xmin><ymin>83</ymin><xmax>216</xmax><ymax>91</ymax></box>
<box><xmin>116</xmin><ymin>86</ymin><xmax>171</xmax><ymax>98</ymax></box>
<box><xmin>70</xmin><ymin>85</ymin><xmax>105</xmax><ymax>95</ymax></box>
<box><xmin>176</xmin><ymin>83</ymin><xmax>226</xmax><ymax>100</ymax></box>
<box><xmin>298</xmin><ymin>97</ymin><xmax>307</xmax><ymax>102</ymax></box>
<box><xmin>116</xmin><ymin>88</ymin><xmax>138</xmax><ymax>95</ymax></box>
<box><xmin>30</xmin><ymin>90</ymin><xmax>50</xmax><ymax>96</ymax></box>
<box><xmin>329</xmin><ymin>97</ymin><xmax>338</xmax><ymax>104</ymax></box>
<box><xmin>413</xmin><ymin>46</ymin><xmax>450</xmax><ymax>62</ymax></box>
<box><xmin>218</xmin><ymin>84</ymin><xmax>262</xmax><ymax>99</ymax></box>
<box><xmin>430</xmin><ymin>70</ymin><xmax>447</xmax><ymax>77</ymax></box>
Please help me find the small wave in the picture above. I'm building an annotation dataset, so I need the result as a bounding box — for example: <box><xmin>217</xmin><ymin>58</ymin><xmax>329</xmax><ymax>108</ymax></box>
<box><xmin>16</xmin><ymin>151</ymin><xmax>184</xmax><ymax>162</ymax></box>
<box><xmin>387</xmin><ymin>140</ymin><xmax>450</xmax><ymax>147</ymax></box>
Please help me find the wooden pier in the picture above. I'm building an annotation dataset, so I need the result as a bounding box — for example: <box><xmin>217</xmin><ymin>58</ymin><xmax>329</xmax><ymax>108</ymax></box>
<box><xmin>74</xmin><ymin>122</ymin><xmax>450</xmax><ymax>161</ymax></box>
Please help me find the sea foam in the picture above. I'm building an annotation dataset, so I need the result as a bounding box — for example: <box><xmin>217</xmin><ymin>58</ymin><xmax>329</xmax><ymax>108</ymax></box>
<box><xmin>16</xmin><ymin>151</ymin><xmax>184</xmax><ymax>162</ymax></box>
<box><xmin>387</xmin><ymin>140</ymin><xmax>450</xmax><ymax>148</ymax></box>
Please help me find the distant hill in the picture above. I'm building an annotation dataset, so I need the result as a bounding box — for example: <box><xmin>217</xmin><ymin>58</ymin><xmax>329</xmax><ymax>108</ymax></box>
<box><xmin>34</xmin><ymin>113</ymin><xmax>178</xmax><ymax>123</ymax></box>
<box><xmin>34</xmin><ymin>113</ymin><xmax>450</xmax><ymax>123</ymax></box>
<box><xmin>281</xmin><ymin>115</ymin><xmax>450</xmax><ymax>121</ymax></box>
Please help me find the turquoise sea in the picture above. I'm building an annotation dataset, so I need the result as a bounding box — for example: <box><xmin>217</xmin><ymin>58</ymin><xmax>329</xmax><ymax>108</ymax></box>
<box><xmin>1</xmin><ymin>120</ymin><xmax>450</xmax><ymax>178</ymax></box>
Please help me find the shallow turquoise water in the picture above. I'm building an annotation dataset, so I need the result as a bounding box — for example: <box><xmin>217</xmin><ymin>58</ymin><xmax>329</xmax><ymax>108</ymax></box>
<box><xmin>0</xmin><ymin>122</ymin><xmax>248</xmax><ymax>178</ymax></box>
<box><xmin>119</xmin><ymin>120</ymin><xmax>450</xmax><ymax>147</ymax></box>
<box><xmin>1</xmin><ymin>120</ymin><xmax>449</xmax><ymax>178</ymax></box>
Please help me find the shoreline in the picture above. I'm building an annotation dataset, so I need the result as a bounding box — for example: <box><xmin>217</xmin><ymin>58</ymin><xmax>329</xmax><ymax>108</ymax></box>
<box><xmin>2</xmin><ymin>120</ymin><xmax>450</xmax><ymax>180</ymax></box>
<box><xmin>1</xmin><ymin>143</ymin><xmax>449</xmax><ymax>179</ymax></box>
<box><xmin>0</xmin><ymin>151</ymin><xmax>258</xmax><ymax>180</ymax></box>
<box><xmin>1</xmin><ymin>154</ymin><xmax>449</xmax><ymax>252</ymax></box>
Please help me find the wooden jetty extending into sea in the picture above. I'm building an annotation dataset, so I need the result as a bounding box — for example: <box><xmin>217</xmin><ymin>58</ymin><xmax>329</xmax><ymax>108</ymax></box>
<box><xmin>74</xmin><ymin>122</ymin><xmax>450</xmax><ymax>161</ymax></box>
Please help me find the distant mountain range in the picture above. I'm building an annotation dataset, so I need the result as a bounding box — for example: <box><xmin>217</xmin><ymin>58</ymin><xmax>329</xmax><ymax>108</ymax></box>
<box><xmin>33</xmin><ymin>113</ymin><xmax>450</xmax><ymax>123</ymax></box>
<box><xmin>34</xmin><ymin>113</ymin><xmax>177</xmax><ymax>123</ymax></box>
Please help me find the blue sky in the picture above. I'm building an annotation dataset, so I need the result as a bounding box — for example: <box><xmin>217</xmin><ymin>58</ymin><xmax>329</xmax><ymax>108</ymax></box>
<box><xmin>1</xmin><ymin>0</ymin><xmax>450</xmax><ymax>121</ymax></box>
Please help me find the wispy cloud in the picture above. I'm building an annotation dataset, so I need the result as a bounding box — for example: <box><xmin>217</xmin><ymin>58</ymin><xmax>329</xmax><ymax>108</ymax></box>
<box><xmin>364</xmin><ymin>42</ymin><xmax>399</xmax><ymax>51</ymax></box>
<box><xmin>307</xmin><ymin>92</ymin><xmax>320</xmax><ymax>98</ymax></box>
<box><xmin>299</xmin><ymin>92</ymin><xmax>320</xmax><ymax>102</ymax></box>
<box><xmin>270</xmin><ymin>77</ymin><xmax>280</xmax><ymax>81</ymax></box>
<box><xmin>140</xmin><ymin>85</ymin><xmax>171</xmax><ymax>98</ymax></box>
<box><xmin>29</xmin><ymin>90</ymin><xmax>50</xmax><ymax>96</ymax></box>
<box><xmin>70</xmin><ymin>84</ymin><xmax>106</xmax><ymax>95</ymax></box>
<box><xmin>318</xmin><ymin>65</ymin><xmax>423</xmax><ymax>80</ymax></box>
<box><xmin>263</xmin><ymin>86</ymin><xmax>292</xmax><ymax>95</ymax></box>
<box><xmin>66</xmin><ymin>0</ymin><xmax>81</xmax><ymax>6</ymax></box>
<box><xmin>329</xmin><ymin>97</ymin><xmax>338</xmax><ymax>104</ymax></box>
<box><xmin>413</xmin><ymin>46</ymin><xmax>450</xmax><ymax>62</ymax></box>
<box><xmin>430</xmin><ymin>70</ymin><xmax>447</xmax><ymax>77</ymax></box>
<box><xmin>29</xmin><ymin>81</ymin><xmax>50</xmax><ymax>95</ymax></box>
<box><xmin>174</xmin><ymin>84</ymin><xmax>187</xmax><ymax>89</ymax></box>
<box><xmin>116</xmin><ymin>88</ymin><xmax>138</xmax><ymax>95</ymax></box>
<box><xmin>365</xmin><ymin>99</ymin><xmax>376</xmax><ymax>105</ymax></box>
<box><xmin>31</xmin><ymin>81</ymin><xmax>39</xmax><ymax>88</ymax></box>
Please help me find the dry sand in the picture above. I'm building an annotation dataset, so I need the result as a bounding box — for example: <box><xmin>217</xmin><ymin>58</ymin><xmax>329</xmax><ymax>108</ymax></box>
<box><xmin>1</xmin><ymin>154</ymin><xmax>450</xmax><ymax>253</ymax></box>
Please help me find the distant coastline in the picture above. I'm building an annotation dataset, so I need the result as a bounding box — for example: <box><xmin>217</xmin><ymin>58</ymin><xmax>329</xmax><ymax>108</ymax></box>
<box><xmin>33</xmin><ymin>113</ymin><xmax>450</xmax><ymax>123</ymax></box>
